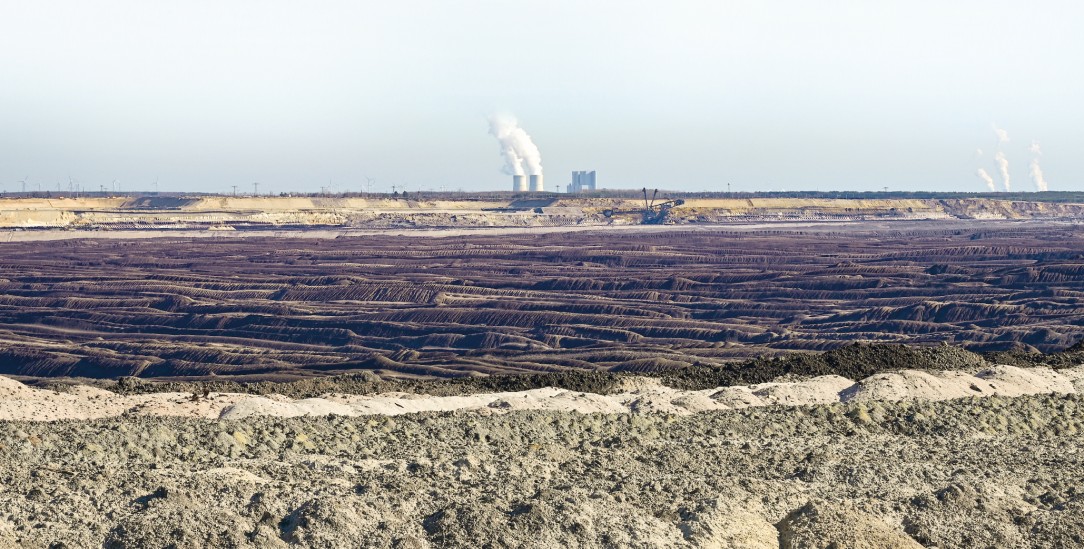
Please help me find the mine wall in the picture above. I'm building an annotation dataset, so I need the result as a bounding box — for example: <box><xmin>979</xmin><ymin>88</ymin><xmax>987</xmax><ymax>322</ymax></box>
<box><xmin>1</xmin><ymin>196</ymin><xmax>1084</xmax><ymax>229</ymax></box>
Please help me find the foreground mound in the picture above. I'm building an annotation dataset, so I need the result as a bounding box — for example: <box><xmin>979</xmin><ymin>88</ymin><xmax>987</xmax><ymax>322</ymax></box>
<box><xmin>2</xmin><ymin>394</ymin><xmax>1084</xmax><ymax>547</ymax></box>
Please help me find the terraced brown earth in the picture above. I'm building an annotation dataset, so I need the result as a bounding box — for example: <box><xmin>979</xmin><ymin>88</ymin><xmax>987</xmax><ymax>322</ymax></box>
<box><xmin>2</xmin><ymin>221</ymin><xmax>1084</xmax><ymax>381</ymax></box>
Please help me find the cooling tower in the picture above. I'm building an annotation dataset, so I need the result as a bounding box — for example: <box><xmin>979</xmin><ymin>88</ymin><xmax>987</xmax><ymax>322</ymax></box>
<box><xmin>512</xmin><ymin>175</ymin><xmax>527</xmax><ymax>192</ymax></box>
<box><xmin>529</xmin><ymin>174</ymin><xmax>544</xmax><ymax>193</ymax></box>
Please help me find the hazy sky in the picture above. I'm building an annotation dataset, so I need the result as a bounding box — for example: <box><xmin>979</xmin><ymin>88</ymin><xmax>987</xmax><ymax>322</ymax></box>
<box><xmin>1</xmin><ymin>1</ymin><xmax>1081</xmax><ymax>193</ymax></box>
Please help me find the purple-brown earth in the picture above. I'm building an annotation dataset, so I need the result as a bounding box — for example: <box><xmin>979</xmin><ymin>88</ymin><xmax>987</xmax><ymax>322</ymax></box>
<box><xmin>1</xmin><ymin>220</ymin><xmax>1082</xmax><ymax>381</ymax></box>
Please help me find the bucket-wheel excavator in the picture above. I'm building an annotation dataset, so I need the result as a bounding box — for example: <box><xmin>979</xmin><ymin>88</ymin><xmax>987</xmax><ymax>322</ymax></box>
<box><xmin>602</xmin><ymin>188</ymin><xmax>685</xmax><ymax>224</ymax></box>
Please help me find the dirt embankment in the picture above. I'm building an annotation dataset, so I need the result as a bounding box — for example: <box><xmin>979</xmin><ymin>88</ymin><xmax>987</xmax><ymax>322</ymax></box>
<box><xmin>35</xmin><ymin>342</ymin><xmax>1078</xmax><ymax>400</ymax></box>
<box><xmin>6</xmin><ymin>361</ymin><xmax>1081</xmax><ymax>422</ymax></box>
<box><xmin>3</xmin><ymin>195</ymin><xmax>1084</xmax><ymax>229</ymax></box>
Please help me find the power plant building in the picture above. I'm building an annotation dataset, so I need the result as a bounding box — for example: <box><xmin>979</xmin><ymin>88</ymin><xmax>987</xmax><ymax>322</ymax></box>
<box><xmin>567</xmin><ymin>170</ymin><xmax>596</xmax><ymax>193</ymax></box>
<box><xmin>511</xmin><ymin>174</ymin><xmax>546</xmax><ymax>193</ymax></box>
<box><xmin>512</xmin><ymin>175</ymin><xmax>527</xmax><ymax>192</ymax></box>
<box><xmin>529</xmin><ymin>174</ymin><xmax>545</xmax><ymax>192</ymax></box>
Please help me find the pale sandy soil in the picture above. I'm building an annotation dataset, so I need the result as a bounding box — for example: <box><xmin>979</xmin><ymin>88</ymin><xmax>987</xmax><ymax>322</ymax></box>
<box><xmin>3</xmin><ymin>378</ymin><xmax>1084</xmax><ymax>547</ymax></box>
<box><xmin>3</xmin><ymin>365</ymin><xmax>1080</xmax><ymax>422</ymax></box>
<box><xmin>2</xmin><ymin>195</ymin><xmax>1082</xmax><ymax>233</ymax></box>
<box><xmin>0</xmin><ymin>221</ymin><xmax>852</xmax><ymax>241</ymax></box>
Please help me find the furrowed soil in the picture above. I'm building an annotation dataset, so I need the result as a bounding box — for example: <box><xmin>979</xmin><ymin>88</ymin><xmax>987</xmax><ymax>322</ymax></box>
<box><xmin>4</xmin><ymin>203</ymin><xmax>1084</xmax><ymax>547</ymax></box>
<box><xmin>3</xmin><ymin>221</ymin><xmax>1084</xmax><ymax>382</ymax></box>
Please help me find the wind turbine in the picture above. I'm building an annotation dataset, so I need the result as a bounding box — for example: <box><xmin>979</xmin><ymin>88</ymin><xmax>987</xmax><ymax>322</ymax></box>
<box><xmin>18</xmin><ymin>176</ymin><xmax>28</xmax><ymax>194</ymax></box>
<box><xmin>153</xmin><ymin>177</ymin><xmax>159</xmax><ymax>194</ymax></box>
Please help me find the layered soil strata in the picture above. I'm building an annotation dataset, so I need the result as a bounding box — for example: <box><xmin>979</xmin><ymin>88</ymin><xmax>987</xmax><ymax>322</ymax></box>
<box><xmin>3</xmin><ymin>195</ymin><xmax>1084</xmax><ymax>230</ymax></box>
<box><xmin>2</xmin><ymin>223</ymin><xmax>1084</xmax><ymax>380</ymax></box>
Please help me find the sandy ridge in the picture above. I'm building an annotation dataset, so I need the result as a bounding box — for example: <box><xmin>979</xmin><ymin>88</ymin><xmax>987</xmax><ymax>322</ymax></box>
<box><xmin>2</xmin><ymin>364</ymin><xmax>1081</xmax><ymax>422</ymax></box>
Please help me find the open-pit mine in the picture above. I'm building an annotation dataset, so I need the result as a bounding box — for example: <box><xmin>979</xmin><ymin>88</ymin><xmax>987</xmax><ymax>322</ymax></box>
<box><xmin>2</xmin><ymin>192</ymin><xmax>1084</xmax><ymax>547</ymax></box>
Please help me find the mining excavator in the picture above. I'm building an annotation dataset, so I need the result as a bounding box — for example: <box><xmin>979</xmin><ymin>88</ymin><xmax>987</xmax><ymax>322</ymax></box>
<box><xmin>602</xmin><ymin>188</ymin><xmax>685</xmax><ymax>224</ymax></box>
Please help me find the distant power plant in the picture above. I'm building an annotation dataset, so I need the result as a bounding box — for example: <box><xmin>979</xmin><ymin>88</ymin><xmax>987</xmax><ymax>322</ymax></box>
<box><xmin>509</xmin><ymin>171</ymin><xmax>593</xmax><ymax>193</ymax></box>
<box><xmin>490</xmin><ymin>114</ymin><xmax>547</xmax><ymax>193</ymax></box>
<box><xmin>568</xmin><ymin>170</ymin><xmax>596</xmax><ymax>193</ymax></box>
<box><xmin>510</xmin><ymin>174</ymin><xmax>546</xmax><ymax>192</ymax></box>
<box><xmin>512</xmin><ymin>175</ymin><xmax>527</xmax><ymax>192</ymax></box>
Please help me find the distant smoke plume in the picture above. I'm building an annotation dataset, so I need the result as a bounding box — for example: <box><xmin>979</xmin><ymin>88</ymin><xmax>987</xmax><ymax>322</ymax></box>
<box><xmin>993</xmin><ymin>125</ymin><xmax>1010</xmax><ymax>145</ymax></box>
<box><xmin>994</xmin><ymin>151</ymin><xmax>1011</xmax><ymax>192</ymax></box>
<box><xmin>975</xmin><ymin>168</ymin><xmax>996</xmax><ymax>192</ymax></box>
<box><xmin>1029</xmin><ymin>142</ymin><xmax>1049</xmax><ymax>192</ymax></box>
<box><xmin>488</xmin><ymin>114</ymin><xmax>543</xmax><ymax>176</ymax></box>
<box><xmin>489</xmin><ymin>116</ymin><xmax>525</xmax><ymax>175</ymax></box>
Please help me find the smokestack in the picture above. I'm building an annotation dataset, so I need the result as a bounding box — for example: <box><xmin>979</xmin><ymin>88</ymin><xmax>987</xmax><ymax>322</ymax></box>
<box><xmin>513</xmin><ymin>175</ymin><xmax>527</xmax><ymax>192</ymax></box>
<box><xmin>529</xmin><ymin>174</ymin><xmax>544</xmax><ymax>193</ymax></box>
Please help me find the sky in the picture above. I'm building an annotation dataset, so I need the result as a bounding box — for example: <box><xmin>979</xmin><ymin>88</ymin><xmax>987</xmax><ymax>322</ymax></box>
<box><xmin>1</xmin><ymin>0</ymin><xmax>1082</xmax><ymax>194</ymax></box>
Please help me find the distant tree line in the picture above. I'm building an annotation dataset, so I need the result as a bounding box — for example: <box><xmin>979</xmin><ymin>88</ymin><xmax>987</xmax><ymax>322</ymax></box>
<box><xmin>10</xmin><ymin>189</ymin><xmax>1084</xmax><ymax>204</ymax></box>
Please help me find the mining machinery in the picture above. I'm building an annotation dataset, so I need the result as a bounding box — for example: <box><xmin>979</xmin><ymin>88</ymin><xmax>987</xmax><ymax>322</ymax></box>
<box><xmin>602</xmin><ymin>188</ymin><xmax>685</xmax><ymax>224</ymax></box>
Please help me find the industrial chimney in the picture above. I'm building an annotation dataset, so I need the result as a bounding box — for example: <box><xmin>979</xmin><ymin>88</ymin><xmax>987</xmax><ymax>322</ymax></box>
<box><xmin>529</xmin><ymin>174</ymin><xmax>544</xmax><ymax>193</ymax></box>
<box><xmin>512</xmin><ymin>175</ymin><xmax>527</xmax><ymax>192</ymax></box>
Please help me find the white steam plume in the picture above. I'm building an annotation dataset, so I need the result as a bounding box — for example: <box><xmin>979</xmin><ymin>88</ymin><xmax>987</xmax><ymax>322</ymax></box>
<box><xmin>993</xmin><ymin>125</ymin><xmax>1010</xmax><ymax>145</ymax></box>
<box><xmin>489</xmin><ymin>116</ymin><xmax>525</xmax><ymax>175</ymax></box>
<box><xmin>1029</xmin><ymin>142</ymin><xmax>1048</xmax><ymax>192</ymax></box>
<box><xmin>488</xmin><ymin>114</ymin><xmax>543</xmax><ymax>176</ymax></box>
<box><xmin>975</xmin><ymin>168</ymin><xmax>996</xmax><ymax>192</ymax></box>
<box><xmin>994</xmin><ymin>151</ymin><xmax>1011</xmax><ymax>192</ymax></box>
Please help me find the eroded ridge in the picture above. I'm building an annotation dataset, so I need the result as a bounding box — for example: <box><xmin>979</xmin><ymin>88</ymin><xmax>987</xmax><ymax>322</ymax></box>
<box><xmin>2</xmin><ymin>364</ymin><xmax>1082</xmax><ymax>421</ymax></box>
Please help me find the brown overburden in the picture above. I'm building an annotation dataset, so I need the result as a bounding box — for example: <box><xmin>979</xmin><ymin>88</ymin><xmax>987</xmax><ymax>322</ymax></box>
<box><xmin>1</xmin><ymin>220</ymin><xmax>1082</xmax><ymax>381</ymax></box>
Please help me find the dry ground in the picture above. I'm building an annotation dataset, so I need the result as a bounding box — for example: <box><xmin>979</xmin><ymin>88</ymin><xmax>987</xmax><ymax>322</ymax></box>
<box><xmin>2</xmin><ymin>222</ymin><xmax>1084</xmax><ymax>380</ymax></box>
<box><xmin>1</xmin><ymin>389</ymin><xmax>1083</xmax><ymax>548</ymax></box>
